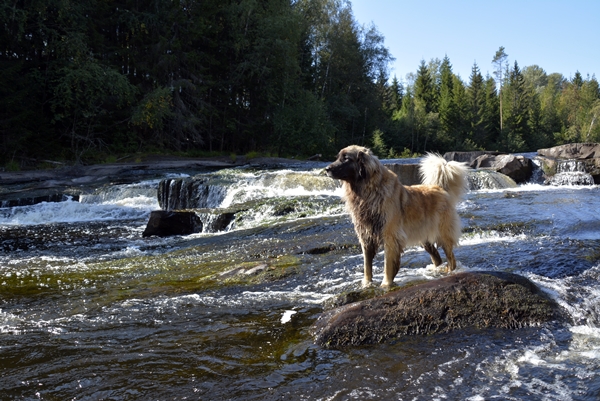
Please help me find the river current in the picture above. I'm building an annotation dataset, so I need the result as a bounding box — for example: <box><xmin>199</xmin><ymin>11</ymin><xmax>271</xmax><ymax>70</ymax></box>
<box><xmin>1</xmin><ymin>160</ymin><xmax>600</xmax><ymax>400</ymax></box>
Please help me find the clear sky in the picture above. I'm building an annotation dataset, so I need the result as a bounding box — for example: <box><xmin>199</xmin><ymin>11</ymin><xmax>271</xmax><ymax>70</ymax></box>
<box><xmin>350</xmin><ymin>0</ymin><xmax>599</xmax><ymax>84</ymax></box>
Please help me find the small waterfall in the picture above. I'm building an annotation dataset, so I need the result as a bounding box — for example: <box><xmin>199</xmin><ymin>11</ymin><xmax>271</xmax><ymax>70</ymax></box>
<box><xmin>1</xmin><ymin>193</ymin><xmax>74</xmax><ymax>208</ymax></box>
<box><xmin>79</xmin><ymin>182</ymin><xmax>158</xmax><ymax>205</ymax></box>
<box><xmin>157</xmin><ymin>177</ymin><xmax>229</xmax><ymax>210</ymax></box>
<box><xmin>158</xmin><ymin>169</ymin><xmax>340</xmax><ymax>211</ymax></box>
<box><xmin>548</xmin><ymin>159</ymin><xmax>595</xmax><ymax>186</ymax></box>
<box><xmin>548</xmin><ymin>172</ymin><xmax>595</xmax><ymax>186</ymax></box>
<box><xmin>529</xmin><ymin>158</ymin><xmax>545</xmax><ymax>184</ymax></box>
<box><xmin>466</xmin><ymin>170</ymin><xmax>517</xmax><ymax>190</ymax></box>
<box><xmin>556</xmin><ymin>159</ymin><xmax>587</xmax><ymax>173</ymax></box>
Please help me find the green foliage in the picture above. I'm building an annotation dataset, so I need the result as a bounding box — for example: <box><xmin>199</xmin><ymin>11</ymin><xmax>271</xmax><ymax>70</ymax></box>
<box><xmin>371</xmin><ymin>129</ymin><xmax>388</xmax><ymax>157</ymax></box>
<box><xmin>132</xmin><ymin>87</ymin><xmax>173</xmax><ymax>131</ymax></box>
<box><xmin>4</xmin><ymin>160</ymin><xmax>20</xmax><ymax>171</ymax></box>
<box><xmin>0</xmin><ymin>2</ymin><xmax>598</xmax><ymax>165</ymax></box>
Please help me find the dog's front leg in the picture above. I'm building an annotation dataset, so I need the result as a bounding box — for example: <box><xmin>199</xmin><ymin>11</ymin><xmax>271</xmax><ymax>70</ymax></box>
<box><xmin>381</xmin><ymin>242</ymin><xmax>401</xmax><ymax>288</ymax></box>
<box><xmin>362</xmin><ymin>241</ymin><xmax>377</xmax><ymax>287</ymax></box>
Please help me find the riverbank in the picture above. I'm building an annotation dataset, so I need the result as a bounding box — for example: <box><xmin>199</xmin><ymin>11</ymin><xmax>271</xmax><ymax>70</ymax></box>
<box><xmin>0</xmin><ymin>154</ymin><xmax>311</xmax><ymax>186</ymax></box>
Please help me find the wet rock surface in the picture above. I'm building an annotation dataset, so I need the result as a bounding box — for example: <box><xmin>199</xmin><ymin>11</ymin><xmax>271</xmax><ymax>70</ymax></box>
<box><xmin>538</xmin><ymin>143</ymin><xmax>600</xmax><ymax>160</ymax></box>
<box><xmin>311</xmin><ymin>271</ymin><xmax>565</xmax><ymax>349</ymax></box>
<box><xmin>386</xmin><ymin>164</ymin><xmax>421</xmax><ymax>186</ymax></box>
<box><xmin>0</xmin><ymin>156</ymin><xmax>313</xmax><ymax>207</ymax></box>
<box><xmin>537</xmin><ymin>143</ymin><xmax>600</xmax><ymax>184</ymax></box>
<box><xmin>471</xmin><ymin>154</ymin><xmax>533</xmax><ymax>183</ymax></box>
<box><xmin>443</xmin><ymin>151</ymin><xmax>500</xmax><ymax>164</ymax></box>
<box><xmin>142</xmin><ymin>210</ymin><xmax>203</xmax><ymax>237</ymax></box>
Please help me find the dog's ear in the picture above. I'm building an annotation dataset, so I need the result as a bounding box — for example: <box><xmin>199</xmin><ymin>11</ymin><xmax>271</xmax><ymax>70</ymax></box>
<box><xmin>357</xmin><ymin>151</ymin><xmax>369</xmax><ymax>180</ymax></box>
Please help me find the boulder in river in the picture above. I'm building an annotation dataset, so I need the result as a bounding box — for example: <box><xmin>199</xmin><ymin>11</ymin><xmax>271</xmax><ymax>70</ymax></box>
<box><xmin>443</xmin><ymin>151</ymin><xmax>500</xmax><ymax>165</ymax></box>
<box><xmin>385</xmin><ymin>164</ymin><xmax>421</xmax><ymax>186</ymax></box>
<box><xmin>142</xmin><ymin>210</ymin><xmax>203</xmax><ymax>237</ymax></box>
<box><xmin>471</xmin><ymin>154</ymin><xmax>533</xmax><ymax>183</ymax></box>
<box><xmin>538</xmin><ymin>143</ymin><xmax>600</xmax><ymax>160</ymax></box>
<box><xmin>311</xmin><ymin>271</ymin><xmax>564</xmax><ymax>349</ymax></box>
<box><xmin>537</xmin><ymin>143</ymin><xmax>600</xmax><ymax>184</ymax></box>
<box><xmin>386</xmin><ymin>164</ymin><xmax>517</xmax><ymax>190</ymax></box>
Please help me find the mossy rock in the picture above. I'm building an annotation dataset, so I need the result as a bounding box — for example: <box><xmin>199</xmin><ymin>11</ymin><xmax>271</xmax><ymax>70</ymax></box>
<box><xmin>311</xmin><ymin>271</ymin><xmax>567</xmax><ymax>349</ymax></box>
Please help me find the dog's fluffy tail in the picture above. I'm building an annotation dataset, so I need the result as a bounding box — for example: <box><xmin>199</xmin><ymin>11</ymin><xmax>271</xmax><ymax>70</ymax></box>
<box><xmin>419</xmin><ymin>153</ymin><xmax>468</xmax><ymax>205</ymax></box>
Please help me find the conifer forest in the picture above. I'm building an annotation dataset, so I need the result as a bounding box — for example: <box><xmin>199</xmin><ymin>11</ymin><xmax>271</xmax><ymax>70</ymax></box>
<box><xmin>1</xmin><ymin>0</ymin><xmax>599</xmax><ymax>166</ymax></box>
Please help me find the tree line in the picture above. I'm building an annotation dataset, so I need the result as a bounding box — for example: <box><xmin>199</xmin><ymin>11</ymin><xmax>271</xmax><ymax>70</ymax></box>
<box><xmin>1</xmin><ymin>1</ymin><xmax>598</xmax><ymax>168</ymax></box>
<box><xmin>375</xmin><ymin>48</ymin><xmax>600</xmax><ymax>158</ymax></box>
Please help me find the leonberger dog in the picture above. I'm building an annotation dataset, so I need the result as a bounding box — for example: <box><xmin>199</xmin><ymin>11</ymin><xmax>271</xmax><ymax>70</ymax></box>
<box><xmin>325</xmin><ymin>145</ymin><xmax>468</xmax><ymax>287</ymax></box>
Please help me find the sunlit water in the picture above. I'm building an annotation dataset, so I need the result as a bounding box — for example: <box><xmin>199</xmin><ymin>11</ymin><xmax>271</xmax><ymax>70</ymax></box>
<box><xmin>1</xmin><ymin>164</ymin><xmax>600</xmax><ymax>400</ymax></box>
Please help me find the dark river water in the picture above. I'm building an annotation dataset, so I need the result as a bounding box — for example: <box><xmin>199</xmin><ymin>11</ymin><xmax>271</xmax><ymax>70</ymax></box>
<box><xmin>2</xmin><ymin>162</ymin><xmax>600</xmax><ymax>400</ymax></box>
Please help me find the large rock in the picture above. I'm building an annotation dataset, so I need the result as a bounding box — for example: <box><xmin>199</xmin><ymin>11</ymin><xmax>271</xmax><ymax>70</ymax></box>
<box><xmin>385</xmin><ymin>164</ymin><xmax>421</xmax><ymax>186</ymax></box>
<box><xmin>387</xmin><ymin>164</ymin><xmax>517</xmax><ymax>190</ymax></box>
<box><xmin>311</xmin><ymin>271</ymin><xmax>563</xmax><ymax>349</ymax></box>
<box><xmin>537</xmin><ymin>143</ymin><xmax>600</xmax><ymax>184</ymax></box>
<box><xmin>443</xmin><ymin>151</ymin><xmax>500</xmax><ymax>164</ymax></box>
<box><xmin>538</xmin><ymin>143</ymin><xmax>600</xmax><ymax>159</ymax></box>
<box><xmin>142</xmin><ymin>210</ymin><xmax>203</xmax><ymax>237</ymax></box>
<box><xmin>471</xmin><ymin>154</ymin><xmax>532</xmax><ymax>183</ymax></box>
<box><xmin>466</xmin><ymin>169</ymin><xmax>517</xmax><ymax>190</ymax></box>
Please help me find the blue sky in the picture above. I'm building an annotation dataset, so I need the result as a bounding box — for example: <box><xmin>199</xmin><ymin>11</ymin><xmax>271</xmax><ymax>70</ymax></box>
<box><xmin>350</xmin><ymin>0</ymin><xmax>599</xmax><ymax>83</ymax></box>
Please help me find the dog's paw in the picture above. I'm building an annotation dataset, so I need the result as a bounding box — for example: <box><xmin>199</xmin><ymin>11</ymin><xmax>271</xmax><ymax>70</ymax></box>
<box><xmin>361</xmin><ymin>279</ymin><xmax>375</xmax><ymax>288</ymax></box>
<box><xmin>380</xmin><ymin>280</ymin><xmax>395</xmax><ymax>288</ymax></box>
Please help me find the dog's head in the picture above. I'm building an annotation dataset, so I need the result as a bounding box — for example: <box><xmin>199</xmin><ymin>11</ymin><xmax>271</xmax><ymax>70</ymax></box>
<box><xmin>325</xmin><ymin>145</ymin><xmax>376</xmax><ymax>183</ymax></box>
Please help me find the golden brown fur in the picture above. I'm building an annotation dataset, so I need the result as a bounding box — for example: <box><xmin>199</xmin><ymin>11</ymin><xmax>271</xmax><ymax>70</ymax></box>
<box><xmin>325</xmin><ymin>145</ymin><xmax>468</xmax><ymax>287</ymax></box>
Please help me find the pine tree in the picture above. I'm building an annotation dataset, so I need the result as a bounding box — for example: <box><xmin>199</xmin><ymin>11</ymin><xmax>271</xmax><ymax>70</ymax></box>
<box><xmin>452</xmin><ymin>75</ymin><xmax>470</xmax><ymax>149</ymax></box>
<box><xmin>467</xmin><ymin>63</ymin><xmax>487</xmax><ymax>148</ymax></box>
<box><xmin>502</xmin><ymin>61</ymin><xmax>528</xmax><ymax>151</ymax></box>
<box><xmin>483</xmin><ymin>75</ymin><xmax>500</xmax><ymax>149</ymax></box>
<box><xmin>437</xmin><ymin>56</ymin><xmax>459</xmax><ymax>149</ymax></box>
<box><xmin>415</xmin><ymin>60</ymin><xmax>436</xmax><ymax>114</ymax></box>
<box><xmin>382</xmin><ymin>76</ymin><xmax>403</xmax><ymax>116</ymax></box>
<box><xmin>540</xmin><ymin>73</ymin><xmax>564</xmax><ymax>143</ymax></box>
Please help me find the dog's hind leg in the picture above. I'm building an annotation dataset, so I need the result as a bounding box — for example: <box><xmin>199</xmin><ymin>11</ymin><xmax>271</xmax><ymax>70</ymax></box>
<box><xmin>423</xmin><ymin>242</ymin><xmax>442</xmax><ymax>266</ymax></box>
<box><xmin>361</xmin><ymin>241</ymin><xmax>377</xmax><ymax>287</ymax></box>
<box><xmin>441</xmin><ymin>244</ymin><xmax>457</xmax><ymax>272</ymax></box>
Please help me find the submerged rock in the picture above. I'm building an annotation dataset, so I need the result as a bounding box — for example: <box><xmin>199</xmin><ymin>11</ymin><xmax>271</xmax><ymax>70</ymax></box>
<box><xmin>311</xmin><ymin>271</ymin><xmax>564</xmax><ymax>349</ymax></box>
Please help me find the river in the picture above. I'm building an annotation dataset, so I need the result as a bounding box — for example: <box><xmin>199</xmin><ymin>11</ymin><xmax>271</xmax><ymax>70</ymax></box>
<box><xmin>1</xmin><ymin>159</ymin><xmax>600</xmax><ymax>400</ymax></box>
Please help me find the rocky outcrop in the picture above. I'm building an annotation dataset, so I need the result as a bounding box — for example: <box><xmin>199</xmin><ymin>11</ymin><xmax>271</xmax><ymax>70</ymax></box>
<box><xmin>538</xmin><ymin>143</ymin><xmax>600</xmax><ymax>160</ymax></box>
<box><xmin>0</xmin><ymin>190</ymin><xmax>78</xmax><ymax>208</ymax></box>
<box><xmin>443</xmin><ymin>152</ymin><xmax>533</xmax><ymax>183</ymax></box>
<box><xmin>385</xmin><ymin>164</ymin><xmax>421</xmax><ymax>186</ymax></box>
<box><xmin>387</xmin><ymin>163</ymin><xmax>517</xmax><ymax>190</ymax></box>
<box><xmin>471</xmin><ymin>154</ymin><xmax>533</xmax><ymax>183</ymax></box>
<box><xmin>142</xmin><ymin>210</ymin><xmax>203</xmax><ymax>237</ymax></box>
<box><xmin>537</xmin><ymin>143</ymin><xmax>600</xmax><ymax>184</ymax></box>
<box><xmin>466</xmin><ymin>169</ymin><xmax>517</xmax><ymax>190</ymax></box>
<box><xmin>443</xmin><ymin>151</ymin><xmax>500</xmax><ymax>165</ymax></box>
<box><xmin>311</xmin><ymin>271</ymin><xmax>563</xmax><ymax>349</ymax></box>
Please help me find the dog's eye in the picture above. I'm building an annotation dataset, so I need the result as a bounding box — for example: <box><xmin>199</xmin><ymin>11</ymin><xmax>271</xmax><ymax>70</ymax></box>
<box><xmin>343</xmin><ymin>155</ymin><xmax>350</xmax><ymax>161</ymax></box>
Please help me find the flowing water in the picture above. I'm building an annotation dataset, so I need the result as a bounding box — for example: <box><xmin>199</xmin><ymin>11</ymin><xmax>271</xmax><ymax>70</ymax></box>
<box><xmin>2</xmin><ymin>160</ymin><xmax>600</xmax><ymax>400</ymax></box>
